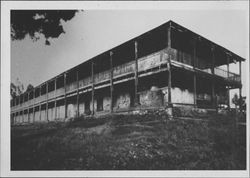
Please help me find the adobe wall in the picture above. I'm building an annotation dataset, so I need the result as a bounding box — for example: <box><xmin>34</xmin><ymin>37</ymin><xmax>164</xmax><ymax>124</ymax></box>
<box><xmin>40</xmin><ymin>109</ymin><xmax>46</xmax><ymax>122</ymax></box>
<box><xmin>12</xmin><ymin>86</ymin><xmax>195</xmax><ymax>124</ymax></box>
<box><xmin>67</xmin><ymin>103</ymin><xmax>77</xmax><ymax>118</ymax></box>
<box><xmin>114</xmin><ymin>92</ymin><xmax>131</xmax><ymax>110</ymax></box>
<box><xmin>48</xmin><ymin>107</ymin><xmax>56</xmax><ymax>121</ymax></box>
<box><xmin>79</xmin><ymin>102</ymin><xmax>85</xmax><ymax>116</ymax></box>
<box><xmin>103</xmin><ymin>96</ymin><xmax>111</xmax><ymax>111</ymax></box>
<box><xmin>56</xmin><ymin>105</ymin><xmax>65</xmax><ymax>120</ymax></box>
<box><xmin>34</xmin><ymin>111</ymin><xmax>40</xmax><ymax>122</ymax></box>
<box><xmin>171</xmin><ymin>87</ymin><xmax>194</xmax><ymax>104</ymax></box>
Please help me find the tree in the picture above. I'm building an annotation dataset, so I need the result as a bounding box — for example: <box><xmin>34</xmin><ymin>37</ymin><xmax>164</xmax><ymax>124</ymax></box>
<box><xmin>10</xmin><ymin>79</ymin><xmax>34</xmax><ymax>99</ymax></box>
<box><xmin>11</xmin><ymin>10</ymin><xmax>79</xmax><ymax>45</ymax></box>
<box><xmin>10</xmin><ymin>82</ymin><xmax>23</xmax><ymax>99</ymax></box>
<box><xmin>26</xmin><ymin>84</ymin><xmax>34</xmax><ymax>92</ymax></box>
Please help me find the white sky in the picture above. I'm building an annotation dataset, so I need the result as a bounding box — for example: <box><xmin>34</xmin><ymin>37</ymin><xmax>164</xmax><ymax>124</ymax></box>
<box><xmin>11</xmin><ymin>5</ymin><xmax>248</xmax><ymax>96</ymax></box>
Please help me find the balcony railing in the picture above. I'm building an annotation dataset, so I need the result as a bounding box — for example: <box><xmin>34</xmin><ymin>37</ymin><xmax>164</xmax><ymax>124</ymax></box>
<box><xmin>214</xmin><ymin>67</ymin><xmax>241</xmax><ymax>82</ymax></box>
<box><xmin>11</xmin><ymin>49</ymin><xmax>241</xmax><ymax>112</ymax></box>
<box><xmin>171</xmin><ymin>49</ymin><xmax>240</xmax><ymax>83</ymax></box>
<box><xmin>113</xmin><ymin>60</ymin><xmax>135</xmax><ymax>77</ymax></box>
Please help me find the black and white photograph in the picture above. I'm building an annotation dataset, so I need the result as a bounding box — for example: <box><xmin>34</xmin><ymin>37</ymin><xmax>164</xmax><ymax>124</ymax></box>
<box><xmin>1</xmin><ymin>1</ymin><xmax>249</xmax><ymax>177</ymax></box>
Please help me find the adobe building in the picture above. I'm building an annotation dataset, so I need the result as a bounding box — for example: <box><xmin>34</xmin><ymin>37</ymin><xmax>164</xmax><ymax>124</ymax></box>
<box><xmin>10</xmin><ymin>20</ymin><xmax>245</xmax><ymax>124</ymax></box>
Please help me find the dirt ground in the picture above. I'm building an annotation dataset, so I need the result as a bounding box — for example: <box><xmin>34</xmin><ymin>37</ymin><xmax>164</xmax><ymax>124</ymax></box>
<box><xmin>11</xmin><ymin>112</ymin><xmax>246</xmax><ymax>170</ymax></box>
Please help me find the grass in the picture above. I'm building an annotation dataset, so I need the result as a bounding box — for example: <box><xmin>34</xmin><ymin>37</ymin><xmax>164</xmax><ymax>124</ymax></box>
<box><xmin>11</xmin><ymin>112</ymin><xmax>246</xmax><ymax>170</ymax></box>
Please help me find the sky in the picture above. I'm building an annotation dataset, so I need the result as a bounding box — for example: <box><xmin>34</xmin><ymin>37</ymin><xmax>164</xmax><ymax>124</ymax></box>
<box><xmin>11</xmin><ymin>9</ymin><xmax>248</xmax><ymax>96</ymax></box>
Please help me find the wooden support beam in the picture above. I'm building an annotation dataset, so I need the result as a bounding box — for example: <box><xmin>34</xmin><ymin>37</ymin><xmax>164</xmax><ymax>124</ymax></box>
<box><xmin>76</xmin><ymin>70</ymin><xmax>79</xmax><ymax>117</ymax></box>
<box><xmin>211</xmin><ymin>45</ymin><xmax>215</xmax><ymax>75</ymax></box>
<box><xmin>39</xmin><ymin>86</ymin><xmax>42</xmax><ymax>121</ymax></box>
<box><xmin>239</xmin><ymin>61</ymin><xmax>242</xmax><ymax>111</ymax></box>
<box><xmin>22</xmin><ymin>110</ymin><xmax>24</xmax><ymax>123</ymax></box>
<box><xmin>27</xmin><ymin>94</ymin><xmax>30</xmax><ymax>123</ymax></box>
<box><xmin>91</xmin><ymin>62</ymin><xmax>95</xmax><ymax>115</ymax></box>
<box><xmin>211</xmin><ymin>81</ymin><xmax>215</xmax><ymax>108</ymax></box>
<box><xmin>226</xmin><ymin>55</ymin><xmax>230</xmax><ymax>109</ymax></box>
<box><xmin>54</xmin><ymin>78</ymin><xmax>57</xmax><ymax>119</ymax></box>
<box><xmin>33</xmin><ymin>89</ymin><xmax>35</xmax><ymax>122</ymax></box>
<box><xmin>46</xmin><ymin>82</ymin><xmax>49</xmax><ymax>122</ymax></box>
<box><xmin>134</xmin><ymin>40</ymin><xmax>139</xmax><ymax>105</ymax></box>
<box><xmin>227</xmin><ymin>55</ymin><xmax>230</xmax><ymax>78</ymax></box>
<box><xmin>167</xmin><ymin>23</ymin><xmax>172</xmax><ymax>106</ymax></box>
<box><xmin>193</xmin><ymin>38</ymin><xmax>197</xmax><ymax>107</ymax></box>
<box><xmin>211</xmin><ymin>45</ymin><xmax>216</xmax><ymax>108</ymax></box>
<box><xmin>168</xmin><ymin>21</ymin><xmax>172</xmax><ymax>48</ymax></box>
<box><xmin>193</xmin><ymin>74</ymin><xmax>197</xmax><ymax>107</ymax></box>
<box><xmin>110</xmin><ymin>51</ymin><xmax>114</xmax><ymax>113</ymax></box>
<box><xmin>193</xmin><ymin>38</ymin><xmax>197</xmax><ymax>69</ymax></box>
<box><xmin>64</xmin><ymin>73</ymin><xmax>67</xmax><ymax>118</ymax></box>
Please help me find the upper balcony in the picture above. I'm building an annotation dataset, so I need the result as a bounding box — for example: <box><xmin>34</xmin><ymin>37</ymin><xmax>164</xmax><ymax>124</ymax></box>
<box><xmin>11</xmin><ymin>20</ymin><xmax>245</xmax><ymax>112</ymax></box>
<box><xmin>169</xmin><ymin>48</ymin><xmax>241</xmax><ymax>84</ymax></box>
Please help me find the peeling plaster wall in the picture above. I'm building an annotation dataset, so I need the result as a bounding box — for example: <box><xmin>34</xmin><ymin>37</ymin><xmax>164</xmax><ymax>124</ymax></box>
<box><xmin>67</xmin><ymin>103</ymin><xmax>77</xmax><ymax>118</ymax></box>
<box><xmin>79</xmin><ymin>102</ymin><xmax>85</xmax><ymax>116</ymax></box>
<box><xmin>114</xmin><ymin>92</ymin><xmax>131</xmax><ymax>110</ymax></box>
<box><xmin>28</xmin><ymin>113</ymin><xmax>33</xmax><ymax>123</ymax></box>
<box><xmin>103</xmin><ymin>96</ymin><xmax>111</xmax><ymax>111</ymax></box>
<box><xmin>40</xmin><ymin>110</ymin><xmax>46</xmax><ymax>122</ymax></box>
<box><xmin>56</xmin><ymin>105</ymin><xmax>65</xmax><ymax>120</ymax></box>
<box><xmin>171</xmin><ymin>87</ymin><xmax>194</xmax><ymax>104</ymax></box>
<box><xmin>139</xmin><ymin>89</ymin><xmax>164</xmax><ymax>107</ymax></box>
<box><xmin>34</xmin><ymin>111</ymin><xmax>40</xmax><ymax>122</ymax></box>
<box><xmin>23</xmin><ymin>114</ymin><xmax>28</xmax><ymax>122</ymax></box>
<box><xmin>48</xmin><ymin>107</ymin><xmax>55</xmax><ymax>121</ymax></box>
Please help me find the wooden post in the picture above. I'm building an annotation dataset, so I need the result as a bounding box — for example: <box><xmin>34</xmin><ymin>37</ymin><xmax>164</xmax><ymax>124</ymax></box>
<box><xmin>134</xmin><ymin>41</ymin><xmax>139</xmax><ymax>106</ymax></box>
<box><xmin>193</xmin><ymin>75</ymin><xmax>197</xmax><ymax>107</ymax></box>
<box><xmin>39</xmin><ymin>86</ymin><xmax>42</xmax><ymax>121</ymax></box>
<box><xmin>64</xmin><ymin>73</ymin><xmax>67</xmax><ymax>118</ymax></box>
<box><xmin>33</xmin><ymin>89</ymin><xmax>35</xmax><ymax>122</ymax></box>
<box><xmin>211</xmin><ymin>46</ymin><xmax>215</xmax><ymax>108</ymax></box>
<box><xmin>54</xmin><ymin>78</ymin><xmax>57</xmax><ymax>120</ymax></box>
<box><xmin>193</xmin><ymin>38</ymin><xmax>197</xmax><ymax>107</ymax></box>
<box><xmin>76</xmin><ymin>69</ymin><xmax>80</xmax><ymax>118</ymax></box>
<box><xmin>227</xmin><ymin>55</ymin><xmax>230</xmax><ymax>109</ymax></box>
<box><xmin>110</xmin><ymin>51</ymin><xmax>114</xmax><ymax>113</ymax></box>
<box><xmin>239</xmin><ymin>61</ymin><xmax>242</xmax><ymax>111</ymax></box>
<box><xmin>168</xmin><ymin>21</ymin><xmax>172</xmax><ymax>48</ymax></box>
<box><xmin>46</xmin><ymin>82</ymin><xmax>49</xmax><ymax>122</ymax></box>
<box><xmin>27</xmin><ymin>93</ymin><xmax>30</xmax><ymax>123</ymax></box>
<box><xmin>211</xmin><ymin>45</ymin><xmax>215</xmax><ymax>75</ymax></box>
<box><xmin>22</xmin><ymin>110</ymin><xmax>24</xmax><ymax>123</ymax></box>
<box><xmin>167</xmin><ymin>23</ymin><xmax>172</xmax><ymax>106</ymax></box>
<box><xmin>91</xmin><ymin>62</ymin><xmax>95</xmax><ymax>115</ymax></box>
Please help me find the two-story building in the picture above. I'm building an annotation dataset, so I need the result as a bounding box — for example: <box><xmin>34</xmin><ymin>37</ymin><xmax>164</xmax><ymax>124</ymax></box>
<box><xmin>10</xmin><ymin>20</ymin><xmax>245</xmax><ymax>125</ymax></box>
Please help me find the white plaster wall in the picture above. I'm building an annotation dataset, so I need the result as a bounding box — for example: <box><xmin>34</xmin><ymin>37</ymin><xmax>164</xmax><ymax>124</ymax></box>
<box><xmin>67</xmin><ymin>103</ymin><xmax>77</xmax><ymax>118</ymax></box>
<box><xmin>16</xmin><ymin>115</ymin><xmax>20</xmax><ymax>123</ymax></box>
<box><xmin>56</xmin><ymin>105</ymin><xmax>65</xmax><ymax>120</ymax></box>
<box><xmin>24</xmin><ymin>114</ymin><xmax>28</xmax><ymax>122</ymax></box>
<box><xmin>40</xmin><ymin>110</ymin><xmax>46</xmax><ymax>122</ymax></box>
<box><xmin>28</xmin><ymin>113</ymin><xmax>33</xmax><ymax>123</ymax></box>
<box><xmin>79</xmin><ymin>102</ymin><xmax>85</xmax><ymax>116</ymax></box>
<box><xmin>162</xmin><ymin>87</ymin><xmax>169</xmax><ymax>104</ymax></box>
<box><xmin>34</xmin><ymin>111</ymin><xmax>40</xmax><ymax>122</ymax></box>
<box><xmin>48</xmin><ymin>107</ymin><xmax>55</xmax><ymax>121</ymax></box>
<box><xmin>103</xmin><ymin>96</ymin><xmax>111</xmax><ymax>111</ymax></box>
<box><xmin>171</xmin><ymin>87</ymin><xmax>194</xmax><ymax>104</ymax></box>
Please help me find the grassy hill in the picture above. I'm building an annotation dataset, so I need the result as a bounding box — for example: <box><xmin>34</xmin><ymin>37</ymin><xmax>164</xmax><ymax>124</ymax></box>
<box><xmin>11</xmin><ymin>111</ymin><xmax>246</xmax><ymax>170</ymax></box>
